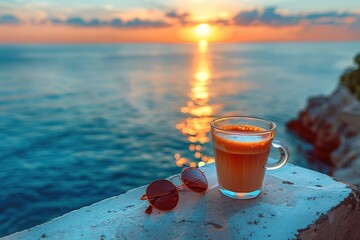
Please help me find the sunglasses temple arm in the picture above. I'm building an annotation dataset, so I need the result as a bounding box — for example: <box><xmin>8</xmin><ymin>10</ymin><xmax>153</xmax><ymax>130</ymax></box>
<box><xmin>140</xmin><ymin>194</ymin><xmax>154</xmax><ymax>214</ymax></box>
<box><xmin>140</xmin><ymin>194</ymin><xmax>147</xmax><ymax>200</ymax></box>
<box><xmin>145</xmin><ymin>205</ymin><xmax>153</xmax><ymax>214</ymax></box>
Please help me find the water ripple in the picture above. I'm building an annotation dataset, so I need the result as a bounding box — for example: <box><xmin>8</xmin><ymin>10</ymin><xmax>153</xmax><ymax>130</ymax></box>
<box><xmin>0</xmin><ymin>43</ymin><xmax>359</xmax><ymax>237</ymax></box>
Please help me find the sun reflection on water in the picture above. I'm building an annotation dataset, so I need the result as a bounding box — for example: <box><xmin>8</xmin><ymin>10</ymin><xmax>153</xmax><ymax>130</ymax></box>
<box><xmin>198</xmin><ymin>40</ymin><xmax>208</xmax><ymax>53</ymax></box>
<box><xmin>175</xmin><ymin>40</ymin><xmax>222</xmax><ymax>168</ymax></box>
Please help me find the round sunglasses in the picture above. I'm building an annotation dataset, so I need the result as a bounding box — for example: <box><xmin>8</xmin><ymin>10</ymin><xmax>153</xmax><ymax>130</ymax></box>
<box><xmin>140</xmin><ymin>167</ymin><xmax>208</xmax><ymax>214</ymax></box>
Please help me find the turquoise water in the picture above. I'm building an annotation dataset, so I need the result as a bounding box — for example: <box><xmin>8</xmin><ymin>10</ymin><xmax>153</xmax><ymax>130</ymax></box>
<box><xmin>0</xmin><ymin>42</ymin><xmax>359</xmax><ymax>236</ymax></box>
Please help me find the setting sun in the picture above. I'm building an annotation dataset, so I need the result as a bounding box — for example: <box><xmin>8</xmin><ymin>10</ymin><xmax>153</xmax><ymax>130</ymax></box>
<box><xmin>196</xmin><ymin>24</ymin><xmax>211</xmax><ymax>38</ymax></box>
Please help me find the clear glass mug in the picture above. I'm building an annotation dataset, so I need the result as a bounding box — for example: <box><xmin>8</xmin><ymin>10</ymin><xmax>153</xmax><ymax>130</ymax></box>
<box><xmin>210</xmin><ymin>116</ymin><xmax>289</xmax><ymax>199</ymax></box>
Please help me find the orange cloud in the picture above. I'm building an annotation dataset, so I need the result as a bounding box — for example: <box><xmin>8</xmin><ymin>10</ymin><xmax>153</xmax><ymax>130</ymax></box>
<box><xmin>1</xmin><ymin>23</ymin><xmax>359</xmax><ymax>44</ymax></box>
<box><xmin>0</xmin><ymin>25</ymin><xmax>180</xmax><ymax>43</ymax></box>
<box><xmin>228</xmin><ymin>25</ymin><xmax>359</xmax><ymax>42</ymax></box>
<box><xmin>0</xmin><ymin>7</ymin><xmax>360</xmax><ymax>43</ymax></box>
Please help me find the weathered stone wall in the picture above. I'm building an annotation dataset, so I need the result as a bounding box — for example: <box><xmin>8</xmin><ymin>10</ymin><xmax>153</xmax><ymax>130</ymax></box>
<box><xmin>3</xmin><ymin>163</ymin><xmax>360</xmax><ymax>240</ymax></box>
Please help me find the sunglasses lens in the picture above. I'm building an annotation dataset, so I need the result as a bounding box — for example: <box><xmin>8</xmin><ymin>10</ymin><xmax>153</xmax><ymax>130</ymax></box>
<box><xmin>181</xmin><ymin>167</ymin><xmax>208</xmax><ymax>193</ymax></box>
<box><xmin>146</xmin><ymin>180</ymin><xmax>179</xmax><ymax>212</ymax></box>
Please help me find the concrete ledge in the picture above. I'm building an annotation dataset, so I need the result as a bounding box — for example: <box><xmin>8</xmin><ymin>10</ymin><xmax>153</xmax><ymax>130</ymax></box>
<box><xmin>3</xmin><ymin>162</ymin><xmax>360</xmax><ymax>240</ymax></box>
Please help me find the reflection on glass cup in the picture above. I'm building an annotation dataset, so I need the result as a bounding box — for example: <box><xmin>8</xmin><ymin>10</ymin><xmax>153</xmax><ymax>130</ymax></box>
<box><xmin>210</xmin><ymin>116</ymin><xmax>289</xmax><ymax>199</ymax></box>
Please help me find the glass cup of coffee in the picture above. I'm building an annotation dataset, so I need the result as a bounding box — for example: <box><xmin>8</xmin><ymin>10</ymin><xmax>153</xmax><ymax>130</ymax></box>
<box><xmin>210</xmin><ymin>116</ymin><xmax>289</xmax><ymax>199</ymax></box>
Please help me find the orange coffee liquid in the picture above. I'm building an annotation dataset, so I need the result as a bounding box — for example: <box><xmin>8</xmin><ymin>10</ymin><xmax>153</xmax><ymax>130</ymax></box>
<box><xmin>212</xmin><ymin>125</ymin><xmax>272</xmax><ymax>193</ymax></box>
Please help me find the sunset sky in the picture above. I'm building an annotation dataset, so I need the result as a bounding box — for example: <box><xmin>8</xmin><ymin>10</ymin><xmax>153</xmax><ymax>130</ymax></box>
<box><xmin>1</xmin><ymin>0</ymin><xmax>360</xmax><ymax>43</ymax></box>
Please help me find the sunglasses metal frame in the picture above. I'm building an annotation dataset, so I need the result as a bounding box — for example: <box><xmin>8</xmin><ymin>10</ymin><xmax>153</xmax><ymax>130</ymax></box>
<box><xmin>140</xmin><ymin>167</ymin><xmax>207</xmax><ymax>214</ymax></box>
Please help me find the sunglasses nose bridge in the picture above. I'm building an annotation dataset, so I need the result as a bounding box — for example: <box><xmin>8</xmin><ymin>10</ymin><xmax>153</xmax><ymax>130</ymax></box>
<box><xmin>169</xmin><ymin>175</ymin><xmax>181</xmax><ymax>184</ymax></box>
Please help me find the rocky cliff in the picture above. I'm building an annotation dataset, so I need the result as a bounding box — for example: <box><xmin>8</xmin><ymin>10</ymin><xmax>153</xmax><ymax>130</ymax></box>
<box><xmin>288</xmin><ymin>54</ymin><xmax>360</xmax><ymax>186</ymax></box>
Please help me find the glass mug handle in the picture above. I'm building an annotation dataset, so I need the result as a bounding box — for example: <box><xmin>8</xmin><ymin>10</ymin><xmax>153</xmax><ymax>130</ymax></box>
<box><xmin>265</xmin><ymin>140</ymin><xmax>290</xmax><ymax>170</ymax></box>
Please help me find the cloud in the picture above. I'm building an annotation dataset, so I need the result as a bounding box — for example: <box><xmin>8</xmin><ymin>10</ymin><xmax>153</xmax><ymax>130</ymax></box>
<box><xmin>209</xmin><ymin>19</ymin><xmax>230</xmax><ymax>26</ymax></box>
<box><xmin>51</xmin><ymin>16</ymin><xmax>170</xmax><ymax>28</ymax></box>
<box><xmin>260</xmin><ymin>7</ymin><xmax>300</xmax><ymax>26</ymax></box>
<box><xmin>233</xmin><ymin>7</ymin><xmax>299</xmax><ymax>26</ymax></box>
<box><xmin>233</xmin><ymin>10</ymin><xmax>258</xmax><ymax>25</ymax></box>
<box><xmin>165</xmin><ymin>10</ymin><xmax>231</xmax><ymax>26</ymax></box>
<box><xmin>304</xmin><ymin>11</ymin><xmax>356</xmax><ymax>25</ymax></box>
<box><xmin>65</xmin><ymin>17</ymin><xmax>89</xmax><ymax>26</ymax></box>
<box><xmin>305</xmin><ymin>12</ymin><xmax>354</xmax><ymax>20</ymax></box>
<box><xmin>49</xmin><ymin>18</ymin><xmax>63</xmax><ymax>25</ymax></box>
<box><xmin>1</xmin><ymin>7</ymin><xmax>359</xmax><ymax>30</ymax></box>
<box><xmin>233</xmin><ymin>7</ymin><xmax>358</xmax><ymax>27</ymax></box>
<box><xmin>165</xmin><ymin>11</ymin><xmax>190</xmax><ymax>25</ymax></box>
<box><xmin>111</xmin><ymin>18</ymin><xmax>123</xmax><ymax>27</ymax></box>
<box><xmin>124</xmin><ymin>18</ymin><xmax>169</xmax><ymax>27</ymax></box>
<box><xmin>0</xmin><ymin>15</ymin><xmax>20</xmax><ymax>25</ymax></box>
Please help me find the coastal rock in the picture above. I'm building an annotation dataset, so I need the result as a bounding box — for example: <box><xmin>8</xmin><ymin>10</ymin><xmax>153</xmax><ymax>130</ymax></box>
<box><xmin>288</xmin><ymin>85</ymin><xmax>360</xmax><ymax>186</ymax></box>
<box><xmin>333</xmin><ymin>133</ymin><xmax>360</xmax><ymax>186</ymax></box>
